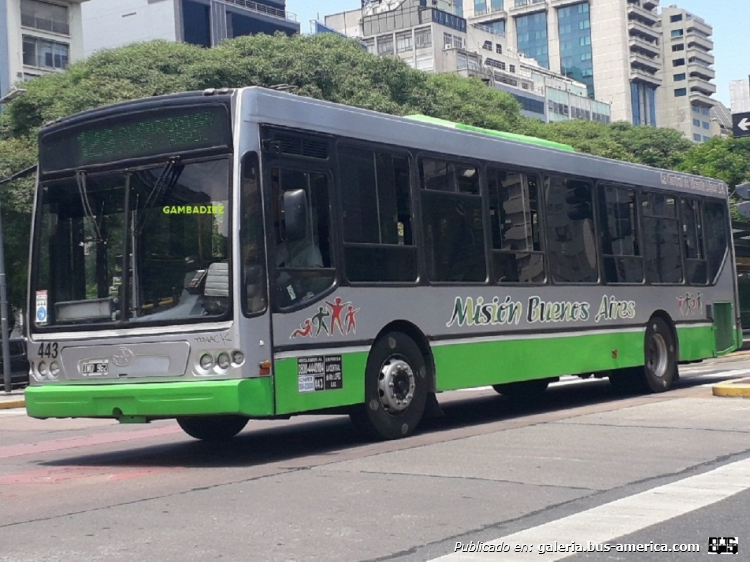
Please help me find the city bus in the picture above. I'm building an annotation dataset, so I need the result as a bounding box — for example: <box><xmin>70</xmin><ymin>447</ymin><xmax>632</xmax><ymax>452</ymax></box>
<box><xmin>25</xmin><ymin>87</ymin><xmax>740</xmax><ymax>441</ymax></box>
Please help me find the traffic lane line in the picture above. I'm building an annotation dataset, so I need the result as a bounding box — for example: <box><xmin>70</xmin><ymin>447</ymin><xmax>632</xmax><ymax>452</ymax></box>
<box><xmin>428</xmin><ymin>456</ymin><xmax>750</xmax><ymax>561</ymax></box>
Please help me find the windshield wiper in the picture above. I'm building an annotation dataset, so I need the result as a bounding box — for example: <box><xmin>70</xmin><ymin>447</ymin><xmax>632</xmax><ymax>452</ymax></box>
<box><xmin>135</xmin><ymin>157</ymin><xmax>184</xmax><ymax>235</ymax></box>
<box><xmin>75</xmin><ymin>170</ymin><xmax>105</xmax><ymax>244</ymax></box>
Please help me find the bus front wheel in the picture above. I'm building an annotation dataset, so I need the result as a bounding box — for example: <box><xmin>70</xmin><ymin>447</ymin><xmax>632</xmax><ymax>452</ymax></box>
<box><xmin>350</xmin><ymin>332</ymin><xmax>428</xmax><ymax>440</ymax></box>
<box><xmin>176</xmin><ymin>415</ymin><xmax>249</xmax><ymax>441</ymax></box>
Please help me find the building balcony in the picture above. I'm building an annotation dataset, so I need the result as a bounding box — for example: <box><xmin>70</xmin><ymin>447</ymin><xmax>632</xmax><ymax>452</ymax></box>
<box><xmin>223</xmin><ymin>0</ymin><xmax>297</xmax><ymax>22</ymax></box>
<box><xmin>626</xmin><ymin>3</ymin><xmax>658</xmax><ymax>26</ymax></box>
<box><xmin>687</xmin><ymin>62</ymin><xmax>715</xmax><ymax>81</ymax></box>
<box><xmin>641</xmin><ymin>0</ymin><xmax>659</xmax><ymax>10</ymax></box>
<box><xmin>628</xmin><ymin>19</ymin><xmax>660</xmax><ymax>42</ymax></box>
<box><xmin>685</xmin><ymin>17</ymin><xmax>712</xmax><ymax>38</ymax></box>
<box><xmin>630</xmin><ymin>52</ymin><xmax>660</xmax><ymax>73</ymax></box>
<box><xmin>688</xmin><ymin>90</ymin><xmax>714</xmax><ymax>107</ymax></box>
<box><xmin>686</xmin><ymin>47</ymin><xmax>714</xmax><ymax>66</ymax></box>
<box><xmin>690</xmin><ymin>81</ymin><xmax>716</xmax><ymax>96</ymax></box>
<box><xmin>630</xmin><ymin>66</ymin><xmax>662</xmax><ymax>86</ymax></box>
<box><xmin>628</xmin><ymin>35</ymin><xmax>660</xmax><ymax>58</ymax></box>
<box><xmin>686</xmin><ymin>34</ymin><xmax>712</xmax><ymax>52</ymax></box>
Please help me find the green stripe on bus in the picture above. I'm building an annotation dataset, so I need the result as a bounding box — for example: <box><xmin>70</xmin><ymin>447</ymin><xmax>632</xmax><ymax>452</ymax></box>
<box><xmin>405</xmin><ymin>114</ymin><xmax>576</xmax><ymax>152</ymax></box>
<box><xmin>25</xmin><ymin>378</ymin><xmax>274</xmax><ymax>419</ymax></box>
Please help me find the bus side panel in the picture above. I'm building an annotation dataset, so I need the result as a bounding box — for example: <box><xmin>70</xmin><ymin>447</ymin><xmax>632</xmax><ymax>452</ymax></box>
<box><xmin>677</xmin><ymin>324</ymin><xmax>721</xmax><ymax>361</ymax></box>
<box><xmin>433</xmin><ymin>329</ymin><xmax>645</xmax><ymax>392</ymax></box>
<box><xmin>273</xmin><ymin>352</ymin><xmax>367</xmax><ymax>415</ymax></box>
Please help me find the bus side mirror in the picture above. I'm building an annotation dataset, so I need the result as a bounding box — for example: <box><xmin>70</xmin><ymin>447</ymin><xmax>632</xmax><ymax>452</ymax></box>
<box><xmin>283</xmin><ymin>189</ymin><xmax>308</xmax><ymax>242</ymax></box>
<box><xmin>735</xmin><ymin>182</ymin><xmax>750</xmax><ymax>200</ymax></box>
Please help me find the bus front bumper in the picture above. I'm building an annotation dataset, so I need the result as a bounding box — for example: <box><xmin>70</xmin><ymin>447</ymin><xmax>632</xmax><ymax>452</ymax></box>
<box><xmin>25</xmin><ymin>378</ymin><xmax>274</xmax><ymax>420</ymax></box>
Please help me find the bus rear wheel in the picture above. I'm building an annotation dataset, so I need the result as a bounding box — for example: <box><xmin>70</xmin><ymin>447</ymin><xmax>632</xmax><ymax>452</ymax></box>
<box><xmin>176</xmin><ymin>415</ymin><xmax>249</xmax><ymax>441</ymax></box>
<box><xmin>609</xmin><ymin>317</ymin><xmax>677</xmax><ymax>394</ymax></box>
<box><xmin>350</xmin><ymin>332</ymin><xmax>428</xmax><ymax>440</ymax></box>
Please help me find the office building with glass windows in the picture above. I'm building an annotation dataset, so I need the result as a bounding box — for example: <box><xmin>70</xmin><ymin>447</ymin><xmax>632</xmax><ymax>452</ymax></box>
<box><xmin>326</xmin><ymin>0</ymin><xmax>610</xmax><ymax>124</ymax></box>
<box><xmin>461</xmin><ymin>0</ymin><xmax>666</xmax><ymax>126</ymax></box>
<box><xmin>82</xmin><ymin>0</ymin><xmax>298</xmax><ymax>57</ymax></box>
<box><xmin>657</xmin><ymin>5</ymin><xmax>716</xmax><ymax>142</ymax></box>
<box><xmin>0</xmin><ymin>0</ymin><xmax>88</xmax><ymax>100</ymax></box>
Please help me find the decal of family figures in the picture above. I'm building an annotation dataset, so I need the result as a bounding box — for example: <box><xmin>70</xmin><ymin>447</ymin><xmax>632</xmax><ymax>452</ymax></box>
<box><xmin>290</xmin><ymin>297</ymin><xmax>360</xmax><ymax>339</ymax></box>
<box><xmin>677</xmin><ymin>291</ymin><xmax>702</xmax><ymax>316</ymax></box>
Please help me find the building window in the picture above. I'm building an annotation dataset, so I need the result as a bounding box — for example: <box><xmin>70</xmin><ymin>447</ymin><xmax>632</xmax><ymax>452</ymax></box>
<box><xmin>671</xmin><ymin>29</ymin><xmax>684</xmax><ymax>38</ymax></box>
<box><xmin>672</xmin><ymin>44</ymin><xmax>685</xmax><ymax>52</ymax></box>
<box><xmin>21</xmin><ymin>0</ymin><xmax>69</xmax><ymax>35</ymax></box>
<box><xmin>485</xmin><ymin>58</ymin><xmax>506</xmax><ymax>70</ymax></box>
<box><xmin>415</xmin><ymin>28</ymin><xmax>432</xmax><ymax>48</ymax></box>
<box><xmin>22</xmin><ymin>35</ymin><xmax>69</xmax><ymax>69</ymax></box>
<box><xmin>670</xmin><ymin>14</ymin><xmax>683</xmax><ymax>22</ymax></box>
<box><xmin>701</xmin><ymin>106</ymin><xmax>710</xmax><ymax>115</ymax></box>
<box><xmin>496</xmin><ymin>43</ymin><xmax>503</xmax><ymax>54</ymax></box>
<box><xmin>509</xmin><ymin>64</ymin><xmax>515</xmax><ymax>73</ymax></box>
<box><xmin>377</xmin><ymin>34</ymin><xmax>394</xmax><ymax>55</ymax></box>
<box><xmin>396</xmin><ymin>31</ymin><xmax>412</xmax><ymax>52</ymax></box>
<box><xmin>674</xmin><ymin>73</ymin><xmax>686</xmax><ymax>81</ymax></box>
<box><xmin>693</xmin><ymin>118</ymin><xmax>701</xmax><ymax>127</ymax></box>
<box><xmin>674</xmin><ymin>88</ymin><xmax>687</xmax><ymax>97</ymax></box>
<box><xmin>693</xmin><ymin>133</ymin><xmax>702</xmax><ymax>141</ymax></box>
<box><xmin>702</xmin><ymin>121</ymin><xmax>710</xmax><ymax>129</ymax></box>
<box><xmin>672</xmin><ymin>58</ymin><xmax>685</xmax><ymax>67</ymax></box>
<box><xmin>482</xmin><ymin>40</ymin><xmax>492</xmax><ymax>50</ymax></box>
<box><xmin>692</xmin><ymin>105</ymin><xmax>701</xmax><ymax>113</ymax></box>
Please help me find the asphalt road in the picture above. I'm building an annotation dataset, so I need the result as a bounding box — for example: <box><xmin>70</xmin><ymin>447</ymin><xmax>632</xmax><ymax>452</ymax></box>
<box><xmin>2</xmin><ymin>356</ymin><xmax>750</xmax><ymax>562</ymax></box>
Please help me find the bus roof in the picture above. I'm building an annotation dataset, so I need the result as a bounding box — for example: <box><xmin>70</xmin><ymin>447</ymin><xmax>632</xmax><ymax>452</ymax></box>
<box><xmin>405</xmin><ymin>115</ymin><xmax>575</xmax><ymax>152</ymax></box>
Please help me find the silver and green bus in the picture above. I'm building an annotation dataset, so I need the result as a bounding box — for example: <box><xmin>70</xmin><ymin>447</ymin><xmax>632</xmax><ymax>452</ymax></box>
<box><xmin>25</xmin><ymin>87</ymin><xmax>740</xmax><ymax>440</ymax></box>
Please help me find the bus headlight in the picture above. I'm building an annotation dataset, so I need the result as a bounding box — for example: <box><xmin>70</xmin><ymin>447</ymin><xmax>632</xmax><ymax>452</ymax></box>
<box><xmin>199</xmin><ymin>354</ymin><xmax>214</xmax><ymax>370</ymax></box>
<box><xmin>38</xmin><ymin>361</ymin><xmax>49</xmax><ymax>376</ymax></box>
<box><xmin>217</xmin><ymin>352</ymin><xmax>231</xmax><ymax>370</ymax></box>
<box><xmin>50</xmin><ymin>362</ymin><xmax>60</xmax><ymax>377</ymax></box>
<box><xmin>231</xmin><ymin>351</ymin><xmax>245</xmax><ymax>366</ymax></box>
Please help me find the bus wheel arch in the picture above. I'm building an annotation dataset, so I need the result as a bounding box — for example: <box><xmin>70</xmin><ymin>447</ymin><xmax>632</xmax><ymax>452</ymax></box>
<box><xmin>350</xmin><ymin>323</ymin><xmax>433</xmax><ymax>440</ymax></box>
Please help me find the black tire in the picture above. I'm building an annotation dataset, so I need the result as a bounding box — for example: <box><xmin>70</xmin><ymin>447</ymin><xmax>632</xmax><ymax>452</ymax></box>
<box><xmin>492</xmin><ymin>378</ymin><xmax>551</xmax><ymax>398</ymax></box>
<box><xmin>176</xmin><ymin>415</ymin><xmax>249</xmax><ymax>441</ymax></box>
<box><xmin>609</xmin><ymin>317</ymin><xmax>677</xmax><ymax>394</ymax></box>
<box><xmin>350</xmin><ymin>332</ymin><xmax>428</xmax><ymax>440</ymax></box>
<box><xmin>642</xmin><ymin>316</ymin><xmax>677</xmax><ymax>393</ymax></box>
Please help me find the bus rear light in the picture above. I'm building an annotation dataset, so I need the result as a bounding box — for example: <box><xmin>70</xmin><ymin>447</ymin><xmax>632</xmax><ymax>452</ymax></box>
<box><xmin>259</xmin><ymin>360</ymin><xmax>271</xmax><ymax>376</ymax></box>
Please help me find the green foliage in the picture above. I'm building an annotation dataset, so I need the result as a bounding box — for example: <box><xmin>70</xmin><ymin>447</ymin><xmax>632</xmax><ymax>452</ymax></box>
<box><xmin>0</xmin><ymin>32</ymin><xmax>738</xmax><ymax>311</ymax></box>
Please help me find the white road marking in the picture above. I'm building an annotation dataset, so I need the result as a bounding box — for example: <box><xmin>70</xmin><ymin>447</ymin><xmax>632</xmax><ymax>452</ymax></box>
<box><xmin>0</xmin><ymin>409</ymin><xmax>26</xmax><ymax>416</ymax></box>
<box><xmin>429</xmin><ymin>456</ymin><xmax>750</xmax><ymax>561</ymax></box>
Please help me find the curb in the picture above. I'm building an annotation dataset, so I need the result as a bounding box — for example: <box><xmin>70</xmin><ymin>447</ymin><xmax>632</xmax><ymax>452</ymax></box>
<box><xmin>712</xmin><ymin>379</ymin><xmax>750</xmax><ymax>398</ymax></box>
<box><xmin>0</xmin><ymin>399</ymin><xmax>25</xmax><ymax>410</ymax></box>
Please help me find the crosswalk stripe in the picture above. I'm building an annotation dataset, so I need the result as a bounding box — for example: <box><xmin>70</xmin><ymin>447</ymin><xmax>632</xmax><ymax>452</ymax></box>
<box><xmin>429</xmin><ymin>456</ymin><xmax>750</xmax><ymax>561</ymax></box>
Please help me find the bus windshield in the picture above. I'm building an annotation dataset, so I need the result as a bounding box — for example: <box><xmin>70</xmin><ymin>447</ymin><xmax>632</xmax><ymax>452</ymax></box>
<box><xmin>33</xmin><ymin>158</ymin><xmax>231</xmax><ymax>329</ymax></box>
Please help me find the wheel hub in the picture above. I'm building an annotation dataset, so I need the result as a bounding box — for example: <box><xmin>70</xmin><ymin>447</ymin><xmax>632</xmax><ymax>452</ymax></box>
<box><xmin>647</xmin><ymin>333</ymin><xmax>668</xmax><ymax>378</ymax></box>
<box><xmin>377</xmin><ymin>358</ymin><xmax>416</xmax><ymax>413</ymax></box>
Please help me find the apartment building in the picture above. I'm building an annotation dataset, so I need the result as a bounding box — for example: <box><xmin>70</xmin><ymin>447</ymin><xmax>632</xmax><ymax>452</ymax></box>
<box><xmin>0</xmin><ymin>0</ymin><xmax>88</xmax><ymax>99</ymax></box>
<box><xmin>82</xmin><ymin>0</ymin><xmax>299</xmax><ymax>57</ymax></box>
<box><xmin>327</xmin><ymin>0</ymin><xmax>611</xmax><ymax>123</ymax></box>
<box><xmin>658</xmin><ymin>5</ymin><xmax>716</xmax><ymax>142</ymax></box>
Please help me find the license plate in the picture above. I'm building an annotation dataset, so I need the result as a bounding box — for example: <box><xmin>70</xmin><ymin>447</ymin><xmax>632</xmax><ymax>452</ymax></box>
<box><xmin>82</xmin><ymin>360</ymin><xmax>109</xmax><ymax>376</ymax></box>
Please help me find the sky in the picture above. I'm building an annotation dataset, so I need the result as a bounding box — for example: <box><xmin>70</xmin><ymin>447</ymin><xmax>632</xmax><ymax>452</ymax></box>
<box><xmin>285</xmin><ymin>0</ymin><xmax>748</xmax><ymax>107</ymax></box>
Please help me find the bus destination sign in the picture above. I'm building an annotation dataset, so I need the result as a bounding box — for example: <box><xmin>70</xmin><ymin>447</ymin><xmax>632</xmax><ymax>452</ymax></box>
<box><xmin>40</xmin><ymin>104</ymin><xmax>232</xmax><ymax>174</ymax></box>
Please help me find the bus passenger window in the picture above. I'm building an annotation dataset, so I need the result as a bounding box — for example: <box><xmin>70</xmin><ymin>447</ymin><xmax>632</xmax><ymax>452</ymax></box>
<box><xmin>272</xmin><ymin>167</ymin><xmax>335</xmax><ymax>308</ymax></box>
<box><xmin>339</xmin><ymin>145</ymin><xmax>417</xmax><ymax>283</ymax></box>
<box><xmin>642</xmin><ymin>193</ymin><xmax>683</xmax><ymax>284</ymax></box>
<box><xmin>488</xmin><ymin>167</ymin><xmax>545</xmax><ymax>283</ymax></box>
<box><xmin>544</xmin><ymin>176</ymin><xmax>597</xmax><ymax>283</ymax></box>
<box><xmin>599</xmin><ymin>185</ymin><xmax>643</xmax><ymax>284</ymax></box>
<box><xmin>680</xmin><ymin>198</ymin><xmax>707</xmax><ymax>285</ymax></box>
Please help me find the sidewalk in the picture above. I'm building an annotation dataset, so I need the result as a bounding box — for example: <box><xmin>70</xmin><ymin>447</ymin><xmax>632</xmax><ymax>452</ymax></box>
<box><xmin>0</xmin><ymin>388</ymin><xmax>26</xmax><ymax>410</ymax></box>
